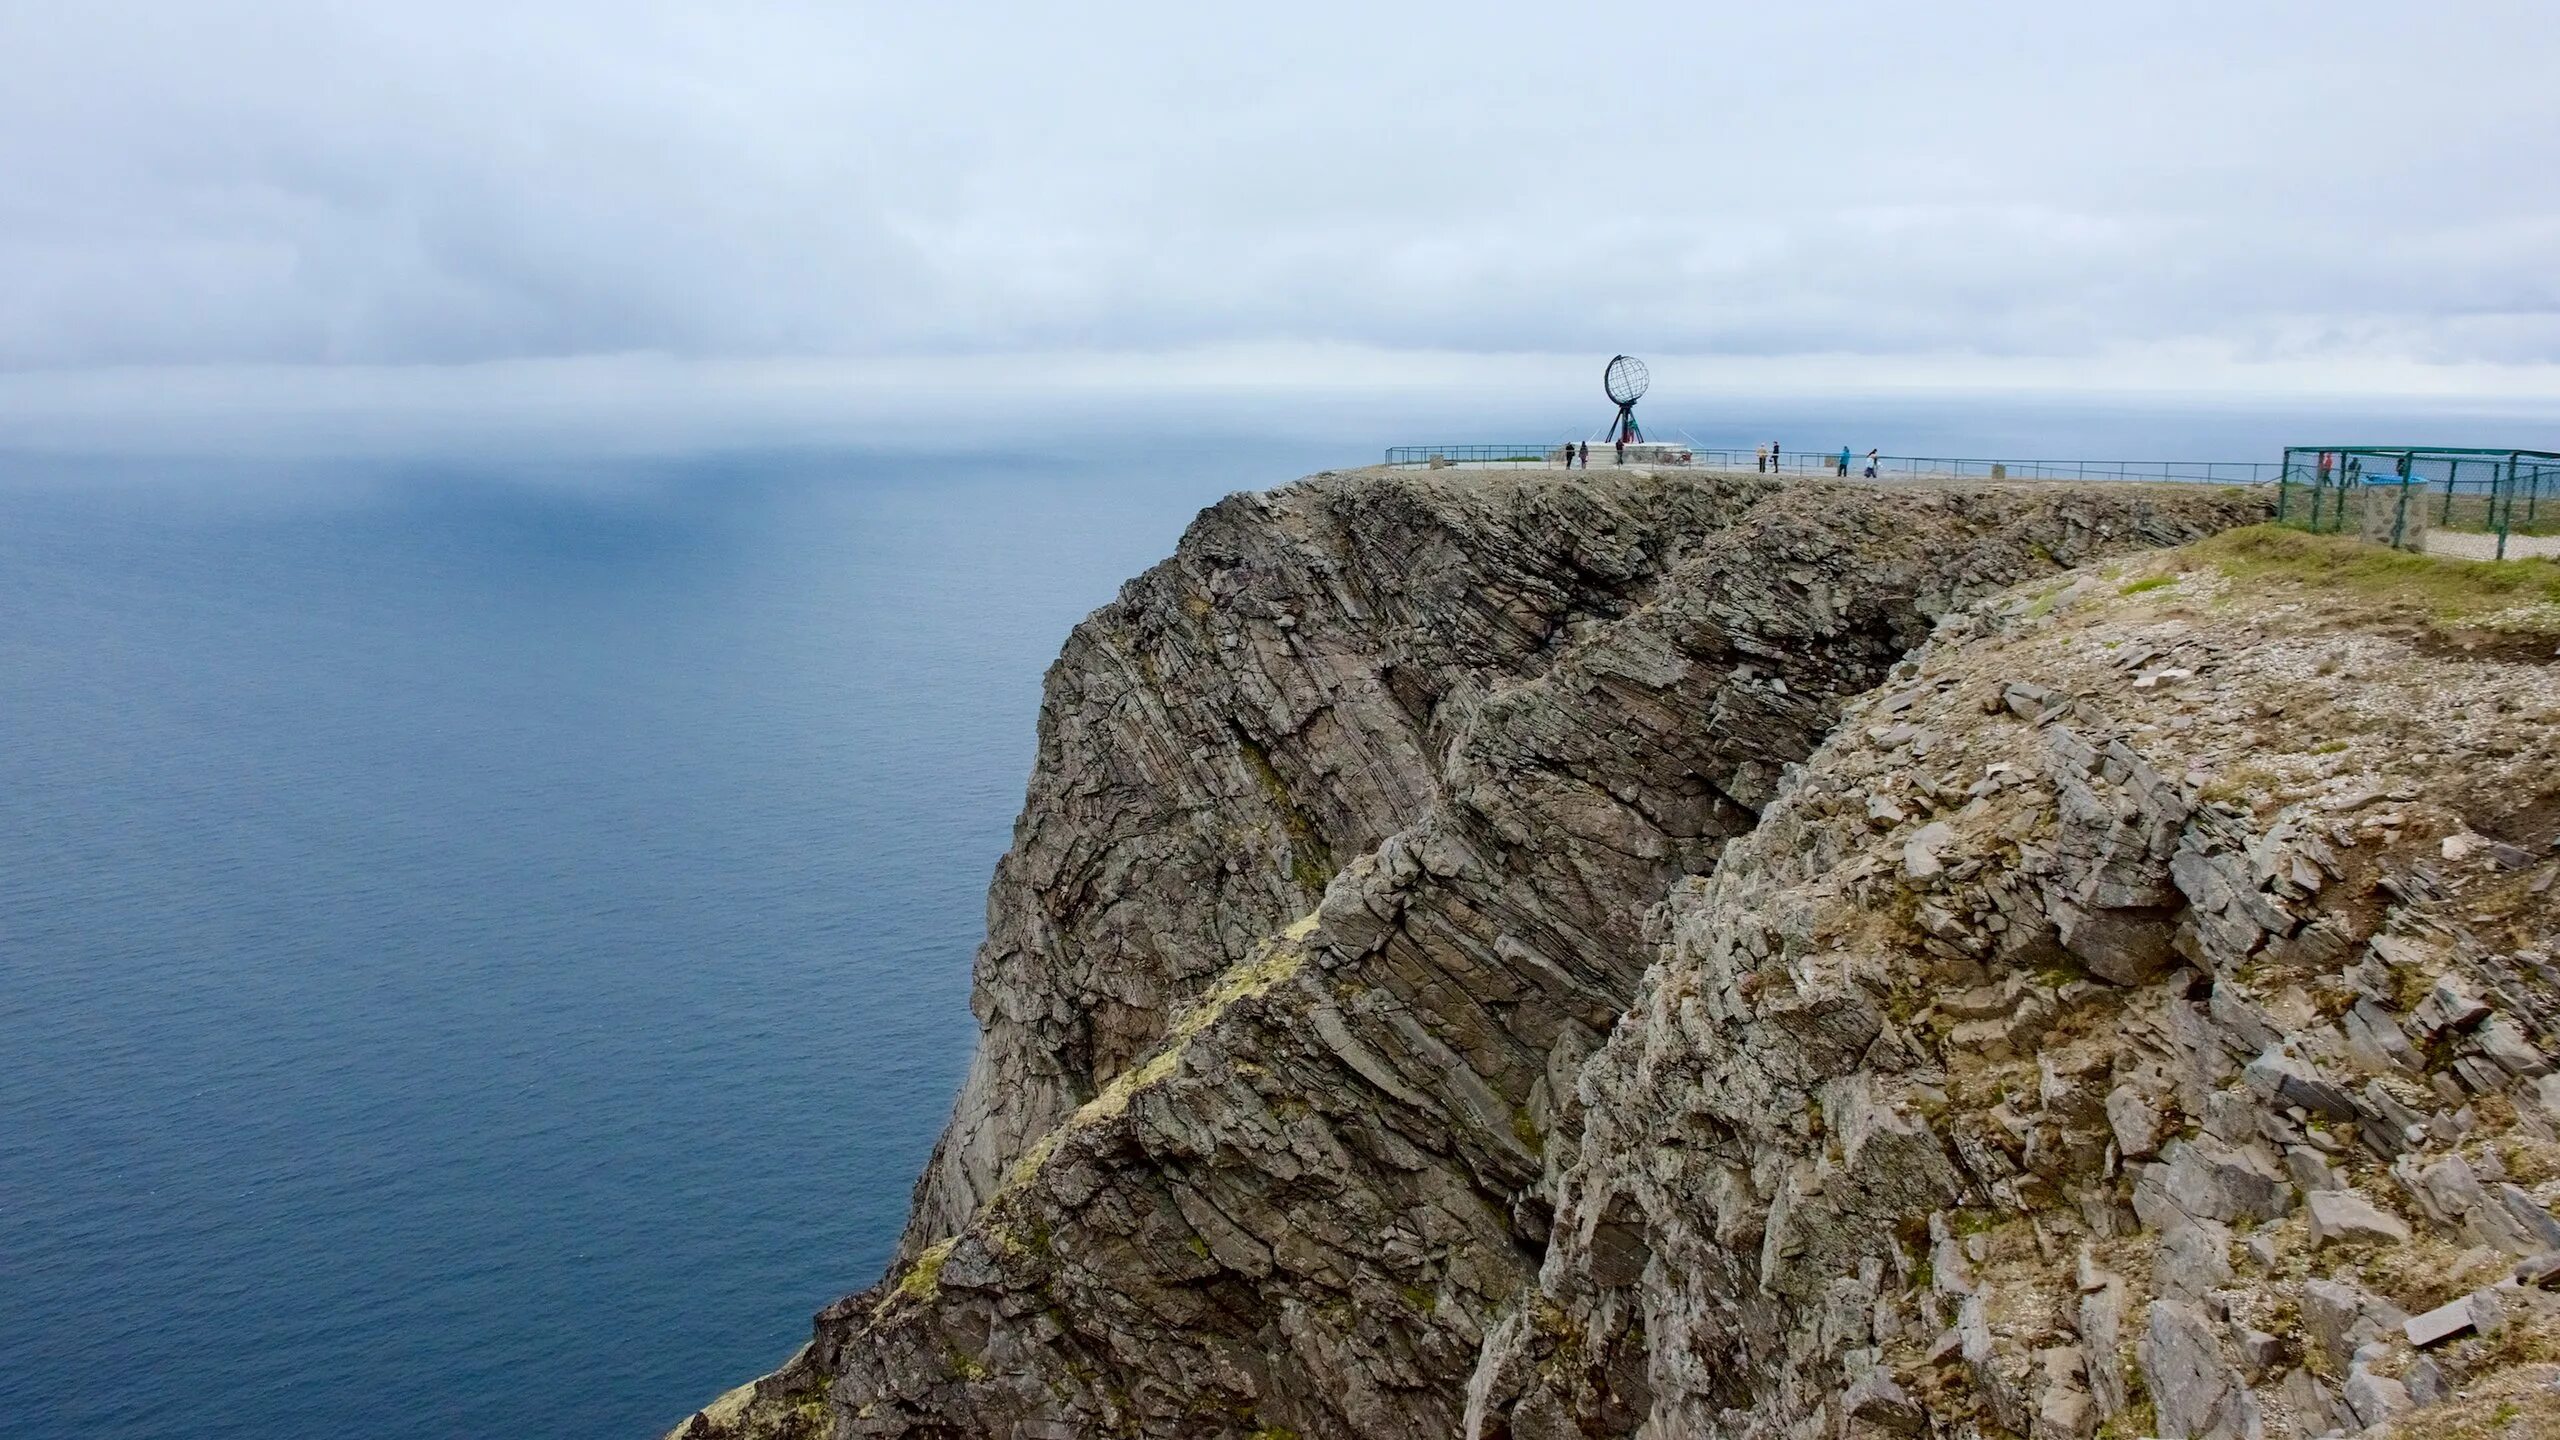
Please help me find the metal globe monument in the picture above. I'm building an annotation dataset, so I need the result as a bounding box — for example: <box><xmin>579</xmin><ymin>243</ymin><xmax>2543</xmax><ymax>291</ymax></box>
<box><xmin>1603</xmin><ymin>354</ymin><xmax>1648</xmax><ymax>445</ymax></box>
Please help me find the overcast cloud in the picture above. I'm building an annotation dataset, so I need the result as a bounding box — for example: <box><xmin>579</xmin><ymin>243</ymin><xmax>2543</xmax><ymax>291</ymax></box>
<box><xmin>2</xmin><ymin>0</ymin><xmax>2557</xmax><ymax>419</ymax></box>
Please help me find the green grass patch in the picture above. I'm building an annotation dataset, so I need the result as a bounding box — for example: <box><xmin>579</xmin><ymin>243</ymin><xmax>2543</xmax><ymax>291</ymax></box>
<box><xmin>1510</xmin><ymin>1105</ymin><xmax>1545</xmax><ymax>1156</ymax></box>
<box><xmin>2191</xmin><ymin>524</ymin><xmax>2560</xmax><ymax>633</ymax></box>
<box><xmin>2117</xmin><ymin>575</ymin><xmax>2177</xmax><ymax>596</ymax></box>
<box><xmin>2098</xmin><ymin>1400</ymin><xmax>2158</xmax><ymax>1440</ymax></box>
<box><xmin>1945</xmin><ymin>1208</ymin><xmax>2005</xmax><ymax>1238</ymax></box>
<box><xmin>874</xmin><ymin>1237</ymin><xmax>956</xmax><ymax>1318</ymax></box>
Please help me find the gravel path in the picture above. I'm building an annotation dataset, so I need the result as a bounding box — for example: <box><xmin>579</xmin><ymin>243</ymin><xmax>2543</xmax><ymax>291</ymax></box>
<box><xmin>2424</xmin><ymin>529</ymin><xmax>2560</xmax><ymax>561</ymax></box>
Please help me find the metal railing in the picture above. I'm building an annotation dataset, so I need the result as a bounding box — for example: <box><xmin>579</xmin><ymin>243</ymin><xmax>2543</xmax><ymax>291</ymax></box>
<box><xmin>2276</xmin><ymin>446</ymin><xmax>2560</xmax><ymax>558</ymax></box>
<box><xmin>1383</xmin><ymin>444</ymin><xmax>2277</xmax><ymax>483</ymax></box>
<box><xmin>1383</xmin><ymin>444</ymin><xmax>1559</xmax><ymax>465</ymax></box>
<box><xmin>1682</xmin><ymin>450</ymin><xmax>2278</xmax><ymax>483</ymax></box>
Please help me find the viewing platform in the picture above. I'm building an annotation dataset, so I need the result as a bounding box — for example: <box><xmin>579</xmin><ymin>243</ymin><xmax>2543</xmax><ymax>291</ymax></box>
<box><xmin>1382</xmin><ymin>444</ymin><xmax>2279</xmax><ymax>484</ymax></box>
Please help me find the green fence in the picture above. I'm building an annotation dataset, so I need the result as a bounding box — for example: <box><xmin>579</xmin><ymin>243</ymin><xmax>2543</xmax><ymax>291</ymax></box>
<box><xmin>2277</xmin><ymin>446</ymin><xmax>2560</xmax><ymax>556</ymax></box>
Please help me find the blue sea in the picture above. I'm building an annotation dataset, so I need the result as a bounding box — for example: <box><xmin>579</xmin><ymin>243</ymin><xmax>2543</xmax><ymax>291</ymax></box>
<box><xmin>1</xmin><ymin>399</ymin><xmax>2549</xmax><ymax>1440</ymax></box>
<box><xmin>0</xmin><ymin>443</ymin><xmax>1342</xmax><ymax>1440</ymax></box>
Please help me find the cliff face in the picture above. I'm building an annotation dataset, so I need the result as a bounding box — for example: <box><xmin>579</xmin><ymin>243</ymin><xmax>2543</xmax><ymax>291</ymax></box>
<box><xmin>676</xmin><ymin>472</ymin><xmax>2560</xmax><ymax>1440</ymax></box>
<box><xmin>900</xmin><ymin>470</ymin><xmax>1791</xmax><ymax>1252</ymax></box>
<box><xmin>1469</xmin><ymin>527</ymin><xmax>2560</xmax><ymax>1440</ymax></box>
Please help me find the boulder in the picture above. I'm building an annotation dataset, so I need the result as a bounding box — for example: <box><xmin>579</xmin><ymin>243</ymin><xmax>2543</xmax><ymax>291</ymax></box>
<box><xmin>2141</xmin><ymin>1300</ymin><xmax>2254</xmax><ymax>1440</ymax></box>
<box><xmin>2476</xmin><ymin>1014</ymin><xmax>2550</xmax><ymax>1078</ymax></box>
<box><xmin>2342</xmin><ymin>1366</ymin><xmax>2413</xmax><ymax>1427</ymax></box>
<box><xmin>2241</xmin><ymin>1049</ymin><xmax>2358</xmax><ymax>1122</ymax></box>
<box><xmin>2407</xmin><ymin>1357</ymin><xmax>2450</xmax><ymax>1407</ymax></box>
<box><xmin>2283</xmin><ymin>1146</ymin><xmax>2342</xmax><ymax>1194</ymax></box>
<box><xmin>2516</xmin><ymin>1250</ymin><xmax>2560</xmax><ymax>1289</ymax></box>
<box><xmin>2414</xmin><ymin>976</ymin><xmax>2492</xmax><ymax>1036</ymax></box>
<box><xmin>2155</xmin><ymin>1136</ymin><xmax>2295</xmax><ymax>1224</ymax></box>
<box><xmin>1844</xmin><ymin>1372</ymin><xmax>1925</xmax><ymax>1435</ymax></box>
<box><xmin>1903</xmin><ymin>821</ymin><xmax>1954</xmax><ymax>881</ymax></box>
<box><xmin>2405</xmin><ymin>1292</ymin><xmax>2488</xmax><ymax>1349</ymax></box>
<box><xmin>2231</xmin><ymin>1326</ymin><xmax>2286</xmax><ymax>1381</ymax></box>
<box><xmin>2342</xmin><ymin>999</ymin><xmax>2423</xmax><ymax>1075</ymax></box>
<box><xmin>2491</xmin><ymin>1183</ymin><xmax>2560</xmax><ymax>1255</ymax></box>
<box><xmin>2300</xmin><ymin>1277</ymin><xmax>2407</xmax><ymax>1369</ymax></box>
<box><xmin>2272</xmin><ymin>1367</ymin><xmax>2349</xmax><ymax>1437</ymax></box>
<box><xmin>2080</xmin><ymin>1279</ymin><xmax>2131</xmax><ymax>1417</ymax></box>
<box><xmin>2523</xmin><ymin>1074</ymin><xmax>2560</xmax><ymax>1130</ymax></box>
<box><xmin>2155</xmin><ymin>1217</ymin><xmax>2236</xmax><ymax>1305</ymax></box>
<box><xmin>2107</xmin><ymin>1084</ymin><xmax>2168</xmax><ymax>1161</ymax></box>
<box><xmin>2034</xmin><ymin>1348</ymin><xmax>2098</xmax><ymax>1440</ymax></box>
<box><xmin>2305</xmin><ymin>1190</ymin><xmax>2411</xmax><ymax>1248</ymax></box>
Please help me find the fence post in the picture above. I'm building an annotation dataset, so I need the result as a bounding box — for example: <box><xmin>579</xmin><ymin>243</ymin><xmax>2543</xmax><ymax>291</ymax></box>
<box><xmin>2391</xmin><ymin>467</ymin><xmax>2411</xmax><ymax>550</ymax></box>
<box><xmin>2496</xmin><ymin>456</ymin><xmax>2513</xmax><ymax>560</ymax></box>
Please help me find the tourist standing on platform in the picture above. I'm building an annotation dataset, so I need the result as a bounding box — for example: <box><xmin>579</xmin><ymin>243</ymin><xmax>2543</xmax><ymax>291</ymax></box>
<box><xmin>1864</xmin><ymin>448</ymin><xmax>1879</xmax><ymax>478</ymax></box>
<box><xmin>1755</xmin><ymin>444</ymin><xmax>1768</xmax><ymax>473</ymax></box>
<box><xmin>1578</xmin><ymin>441</ymin><xmax>1588</xmax><ymax>468</ymax></box>
<box><xmin>1771</xmin><ymin>441</ymin><xmax>1782</xmax><ymax>472</ymax></box>
<box><xmin>1614</xmin><ymin>436</ymin><xmax>1626</xmax><ymax>465</ymax></box>
<box><xmin>1837</xmin><ymin>446</ymin><xmax>1850</xmax><ymax>477</ymax></box>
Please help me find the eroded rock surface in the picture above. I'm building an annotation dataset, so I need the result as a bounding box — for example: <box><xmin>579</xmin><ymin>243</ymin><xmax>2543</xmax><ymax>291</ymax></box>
<box><xmin>902</xmin><ymin>468</ymin><xmax>1789</xmax><ymax>1251</ymax></box>
<box><xmin>1471</xmin><ymin>529</ymin><xmax>2560</xmax><ymax>1440</ymax></box>
<box><xmin>672</xmin><ymin>471</ymin><xmax>2558</xmax><ymax>1439</ymax></box>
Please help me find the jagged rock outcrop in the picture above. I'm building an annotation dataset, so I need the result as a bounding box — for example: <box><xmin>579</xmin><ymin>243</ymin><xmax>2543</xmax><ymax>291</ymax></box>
<box><xmin>1470</xmin><ymin>528</ymin><xmax>2560</xmax><ymax>1440</ymax></box>
<box><xmin>672</xmin><ymin>468</ymin><xmax>2288</xmax><ymax>1440</ymax></box>
<box><xmin>902</xmin><ymin>470</ymin><xmax>1791</xmax><ymax>1251</ymax></box>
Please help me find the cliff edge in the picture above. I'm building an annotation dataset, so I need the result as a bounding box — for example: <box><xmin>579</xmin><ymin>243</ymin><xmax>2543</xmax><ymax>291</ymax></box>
<box><xmin>672</xmin><ymin>470</ymin><xmax>2560</xmax><ymax>1438</ymax></box>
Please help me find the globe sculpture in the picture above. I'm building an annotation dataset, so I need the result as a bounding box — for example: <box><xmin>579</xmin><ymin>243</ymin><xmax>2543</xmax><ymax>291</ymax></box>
<box><xmin>1603</xmin><ymin>355</ymin><xmax>1648</xmax><ymax>445</ymax></box>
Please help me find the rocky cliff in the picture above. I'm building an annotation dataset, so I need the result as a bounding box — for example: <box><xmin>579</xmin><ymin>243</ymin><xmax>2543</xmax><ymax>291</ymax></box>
<box><xmin>674</xmin><ymin>469</ymin><xmax>2560</xmax><ymax>1440</ymax></box>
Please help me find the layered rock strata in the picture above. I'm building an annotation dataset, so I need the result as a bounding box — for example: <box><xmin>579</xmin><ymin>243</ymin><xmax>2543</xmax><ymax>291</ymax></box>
<box><xmin>902</xmin><ymin>470</ymin><xmax>1791</xmax><ymax>1252</ymax></box>
<box><xmin>1472</xmin><ymin>532</ymin><xmax>2560</xmax><ymax>1440</ymax></box>
<box><xmin>674</xmin><ymin>468</ymin><xmax>2289</xmax><ymax>1440</ymax></box>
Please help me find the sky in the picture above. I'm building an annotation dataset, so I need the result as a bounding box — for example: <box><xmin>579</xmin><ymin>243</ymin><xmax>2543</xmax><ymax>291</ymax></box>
<box><xmin>2</xmin><ymin>1</ymin><xmax>2558</xmax><ymax>452</ymax></box>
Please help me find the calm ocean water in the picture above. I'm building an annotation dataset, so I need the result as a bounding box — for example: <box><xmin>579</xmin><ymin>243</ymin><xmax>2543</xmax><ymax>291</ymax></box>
<box><xmin>0</xmin><ymin>444</ymin><xmax>1336</xmax><ymax>1440</ymax></box>
<box><xmin>1</xmin><ymin>400</ymin><xmax>2547</xmax><ymax>1439</ymax></box>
